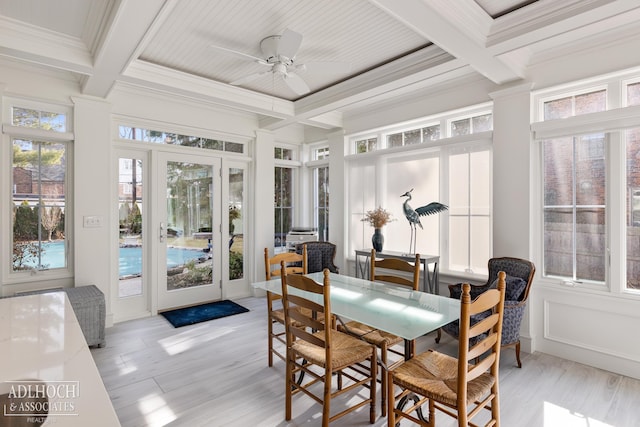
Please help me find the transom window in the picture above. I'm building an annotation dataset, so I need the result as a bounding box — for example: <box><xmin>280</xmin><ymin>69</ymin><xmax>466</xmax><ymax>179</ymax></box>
<box><xmin>119</xmin><ymin>125</ymin><xmax>244</xmax><ymax>153</ymax></box>
<box><xmin>355</xmin><ymin>137</ymin><xmax>378</xmax><ymax>154</ymax></box>
<box><xmin>13</xmin><ymin>107</ymin><xmax>67</xmax><ymax>132</ymax></box>
<box><xmin>351</xmin><ymin>105</ymin><xmax>492</xmax><ymax>155</ymax></box>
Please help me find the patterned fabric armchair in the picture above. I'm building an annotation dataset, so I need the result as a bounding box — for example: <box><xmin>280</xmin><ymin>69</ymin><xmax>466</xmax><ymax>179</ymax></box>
<box><xmin>439</xmin><ymin>257</ymin><xmax>535</xmax><ymax>368</ymax></box>
<box><xmin>295</xmin><ymin>242</ymin><xmax>339</xmax><ymax>274</ymax></box>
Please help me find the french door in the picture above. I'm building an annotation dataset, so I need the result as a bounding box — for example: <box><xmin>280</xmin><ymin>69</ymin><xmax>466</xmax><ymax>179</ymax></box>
<box><xmin>156</xmin><ymin>152</ymin><xmax>222</xmax><ymax>310</ymax></box>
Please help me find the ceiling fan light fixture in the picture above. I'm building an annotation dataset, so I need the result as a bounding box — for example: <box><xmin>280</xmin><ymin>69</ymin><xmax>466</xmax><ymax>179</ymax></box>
<box><xmin>273</xmin><ymin>62</ymin><xmax>287</xmax><ymax>76</ymax></box>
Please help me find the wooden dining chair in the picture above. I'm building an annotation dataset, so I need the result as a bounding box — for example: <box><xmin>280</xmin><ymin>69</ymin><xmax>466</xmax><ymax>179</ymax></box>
<box><xmin>280</xmin><ymin>267</ymin><xmax>377</xmax><ymax>426</ymax></box>
<box><xmin>337</xmin><ymin>249</ymin><xmax>420</xmax><ymax>417</ymax></box>
<box><xmin>264</xmin><ymin>246</ymin><xmax>307</xmax><ymax>367</ymax></box>
<box><xmin>387</xmin><ymin>271</ymin><xmax>507</xmax><ymax>427</ymax></box>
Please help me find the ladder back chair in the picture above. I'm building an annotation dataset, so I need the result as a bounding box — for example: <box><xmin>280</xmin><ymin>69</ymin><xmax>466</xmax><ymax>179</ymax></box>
<box><xmin>338</xmin><ymin>249</ymin><xmax>421</xmax><ymax>417</ymax></box>
<box><xmin>388</xmin><ymin>271</ymin><xmax>507</xmax><ymax>427</ymax></box>
<box><xmin>264</xmin><ymin>246</ymin><xmax>307</xmax><ymax>366</ymax></box>
<box><xmin>280</xmin><ymin>267</ymin><xmax>378</xmax><ymax>426</ymax></box>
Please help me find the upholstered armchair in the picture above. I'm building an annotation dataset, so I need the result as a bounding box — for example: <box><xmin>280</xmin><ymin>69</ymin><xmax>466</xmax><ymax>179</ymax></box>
<box><xmin>295</xmin><ymin>241</ymin><xmax>339</xmax><ymax>274</ymax></box>
<box><xmin>438</xmin><ymin>257</ymin><xmax>535</xmax><ymax>367</ymax></box>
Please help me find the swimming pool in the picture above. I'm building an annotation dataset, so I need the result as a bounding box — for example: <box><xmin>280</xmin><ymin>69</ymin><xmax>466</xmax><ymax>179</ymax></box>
<box><xmin>23</xmin><ymin>241</ymin><xmax>206</xmax><ymax>277</ymax></box>
<box><xmin>119</xmin><ymin>246</ymin><xmax>206</xmax><ymax>276</ymax></box>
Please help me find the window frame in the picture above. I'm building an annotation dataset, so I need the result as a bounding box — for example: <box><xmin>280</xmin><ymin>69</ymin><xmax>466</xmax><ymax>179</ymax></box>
<box><xmin>274</xmin><ymin>143</ymin><xmax>300</xmax><ymax>252</ymax></box>
<box><xmin>532</xmin><ymin>68</ymin><xmax>640</xmax><ymax>297</ymax></box>
<box><xmin>349</xmin><ymin>102</ymin><xmax>492</xmax><ymax>155</ymax></box>
<box><xmin>346</xmin><ymin>106</ymin><xmax>493</xmax><ymax>279</ymax></box>
<box><xmin>2</xmin><ymin>97</ymin><xmax>74</xmax><ymax>284</ymax></box>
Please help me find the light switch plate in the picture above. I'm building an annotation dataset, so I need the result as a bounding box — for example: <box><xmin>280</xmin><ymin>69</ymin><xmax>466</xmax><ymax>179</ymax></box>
<box><xmin>83</xmin><ymin>215</ymin><xmax>103</xmax><ymax>228</ymax></box>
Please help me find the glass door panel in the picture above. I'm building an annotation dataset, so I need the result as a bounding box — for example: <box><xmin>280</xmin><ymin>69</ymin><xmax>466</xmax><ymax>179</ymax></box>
<box><xmin>228</xmin><ymin>167</ymin><xmax>244</xmax><ymax>280</ymax></box>
<box><xmin>158</xmin><ymin>153</ymin><xmax>221</xmax><ymax>310</ymax></box>
<box><xmin>118</xmin><ymin>157</ymin><xmax>143</xmax><ymax>298</ymax></box>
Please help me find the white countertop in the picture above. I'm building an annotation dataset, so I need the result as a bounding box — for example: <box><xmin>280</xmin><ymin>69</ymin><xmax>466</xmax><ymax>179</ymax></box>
<box><xmin>0</xmin><ymin>292</ymin><xmax>120</xmax><ymax>426</ymax></box>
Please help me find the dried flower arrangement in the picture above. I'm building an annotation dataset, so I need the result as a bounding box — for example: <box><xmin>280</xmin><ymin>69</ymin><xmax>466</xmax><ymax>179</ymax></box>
<box><xmin>361</xmin><ymin>206</ymin><xmax>394</xmax><ymax>228</ymax></box>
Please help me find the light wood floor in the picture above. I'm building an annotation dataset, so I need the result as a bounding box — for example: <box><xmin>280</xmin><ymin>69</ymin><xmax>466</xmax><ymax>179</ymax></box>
<box><xmin>91</xmin><ymin>296</ymin><xmax>640</xmax><ymax>427</ymax></box>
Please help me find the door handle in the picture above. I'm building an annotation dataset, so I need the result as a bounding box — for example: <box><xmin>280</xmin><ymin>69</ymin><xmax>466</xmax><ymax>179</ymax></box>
<box><xmin>159</xmin><ymin>222</ymin><xmax>166</xmax><ymax>242</ymax></box>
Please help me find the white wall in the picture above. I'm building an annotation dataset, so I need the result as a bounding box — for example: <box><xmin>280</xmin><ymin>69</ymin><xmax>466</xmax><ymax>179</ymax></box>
<box><xmin>2</xmin><ymin>53</ymin><xmax>639</xmax><ymax>379</ymax></box>
<box><xmin>337</xmin><ymin>73</ymin><xmax>640</xmax><ymax>380</ymax></box>
<box><xmin>72</xmin><ymin>96</ymin><xmax>113</xmax><ymax>324</ymax></box>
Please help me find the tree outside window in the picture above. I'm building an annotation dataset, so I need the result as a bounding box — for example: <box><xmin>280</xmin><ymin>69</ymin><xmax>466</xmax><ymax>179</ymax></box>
<box><xmin>12</xmin><ymin>140</ymin><xmax>67</xmax><ymax>271</ymax></box>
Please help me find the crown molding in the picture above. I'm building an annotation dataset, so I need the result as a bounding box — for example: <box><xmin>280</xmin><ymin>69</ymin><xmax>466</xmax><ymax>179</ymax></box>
<box><xmin>0</xmin><ymin>15</ymin><xmax>92</xmax><ymax>74</ymax></box>
<box><xmin>487</xmin><ymin>0</ymin><xmax>634</xmax><ymax>52</ymax></box>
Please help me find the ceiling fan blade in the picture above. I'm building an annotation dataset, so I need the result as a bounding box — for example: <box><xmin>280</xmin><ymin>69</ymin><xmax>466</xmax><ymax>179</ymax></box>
<box><xmin>299</xmin><ymin>61</ymin><xmax>351</xmax><ymax>75</ymax></box>
<box><xmin>283</xmin><ymin>71</ymin><xmax>310</xmax><ymax>95</ymax></box>
<box><xmin>209</xmin><ymin>44</ymin><xmax>266</xmax><ymax>63</ymax></box>
<box><xmin>277</xmin><ymin>28</ymin><xmax>303</xmax><ymax>59</ymax></box>
<box><xmin>229</xmin><ymin>70</ymin><xmax>271</xmax><ymax>86</ymax></box>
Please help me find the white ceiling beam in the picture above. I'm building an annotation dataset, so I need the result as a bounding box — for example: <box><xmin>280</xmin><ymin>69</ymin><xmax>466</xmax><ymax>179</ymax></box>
<box><xmin>289</xmin><ymin>48</ymin><xmax>466</xmax><ymax>123</ymax></box>
<box><xmin>259</xmin><ymin>110</ymin><xmax>343</xmax><ymax>130</ymax></box>
<box><xmin>121</xmin><ymin>60</ymin><xmax>296</xmax><ymax>118</ymax></box>
<box><xmin>82</xmin><ymin>0</ymin><xmax>172</xmax><ymax>97</ymax></box>
<box><xmin>369</xmin><ymin>0</ymin><xmax>522</xmax><ymax>84</ymax></box>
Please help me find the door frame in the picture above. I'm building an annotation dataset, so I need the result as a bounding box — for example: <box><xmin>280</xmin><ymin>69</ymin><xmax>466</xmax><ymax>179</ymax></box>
<box><xmin>112</xmin><ymin>147</ymin><xmax>151</xmax><ymax>321</ymax></box>
<box><xmin>155</xmin><ymin>151</ymin><xmax>222</xmax><ymax>311</ymax></box>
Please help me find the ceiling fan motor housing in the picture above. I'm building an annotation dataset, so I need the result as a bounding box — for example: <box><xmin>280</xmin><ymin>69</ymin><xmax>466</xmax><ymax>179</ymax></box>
<box><xmin>260</xmin><ymin>35</ymin><xmax>293</xmax><ymax>66</ymax></box>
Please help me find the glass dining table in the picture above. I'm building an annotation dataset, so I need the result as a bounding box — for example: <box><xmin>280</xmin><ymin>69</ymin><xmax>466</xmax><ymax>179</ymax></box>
<box><xmin>252</xmin><ymin>271</ymin><xmax>460</xmax><ymax>359</ymax></box>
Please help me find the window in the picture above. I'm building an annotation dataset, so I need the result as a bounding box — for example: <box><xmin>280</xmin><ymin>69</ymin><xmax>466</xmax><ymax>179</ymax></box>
<box><xmin>448</xmin><ymin>149</ymin><xmax>491</xmax><ymax>275</ymax></box>
<box><xmin>533</xmin><ymin>70</ymin><xmax>640</xmax><ymax>294</ymax></box>
<box><xmin>348</xmin><ymin>104</ymin><xmax>493</xmax><ymax>276</ymax></box>
<box><xmin>314</xmin><ymin>147</ymin><xmax>329</xmax><ymax>160</ymax></box>
<box><xmin>13</xmin><ymin>107</ymin><xmax>66</xmax><ymax>131</ymax></box>
<box><xmin>119</xmin><ymin>126</ymin><xmax>245</xmax><ymax>154</ymax></box>
<box><xmin>352</xmin><ymin>107</ymin><xmax>490</xmax><ymax>155</ymax></box>
<box><xmin>542</xmin><ymin>134</ymin><xmax>606</xmax><ymax>283</ymax></box>
<box><xmin>450</xmin><ymin>113</ymin><xmax>493</xmax><ymax>137</ymax></box>
<box><xmin>314</xmin><ymin>166</ymin><xmax>329</xmax><ymax>241</ymax></box>
<box><xmin>542</xmin><ymin>89</ymin><xmax>606</xmax><ymax>119</ymax></box>
<box><xmin>8</xmin><ymin>104</ymin><xmax>71</xmax><ymax>275</ymax></box>
<box><xmin>228</xmin><ymin>166</ymin><xmax>245</xmax><ymax>280</ymax></box>
<box><xmin>348</xmin><ymin>146</ymin><xmax>491</xmax><ymax>273</ymax></box>
<box><xmin>626</xmin><ymin>128</ymin><xmax>640</xmax><ymax>290</ymax></box>
<box><xmin>386</xmin><ymin>128</ymin><xmax>425</xmax><ymax>147</ymax></box>
<box><xmin>275</xmin><ymin>166</ymin><xmax>293</xmax><ymax>251</ymax></box>
<box><xmin>274</xmin><ymin>147</ymin><xmax>293</xmax><ymax>160</ymax></box>
<box><xmin>385</xmin><ymin>123</ymin><xmax>443</xmax><ymax>149</ymax></box>
<box><xmin>274</xmin><ymin>145</ymin><xmax>298</xmax><ymax>252</ymax></box>
<box><xmin>626</xmin><ymin>81</ymin><xmax>640</xmax><ymax>106</ymax></box>
<box><xmin>355</xmin><ymin>137</ymin><xmax>377</xmax><ymax>153</ymax></box>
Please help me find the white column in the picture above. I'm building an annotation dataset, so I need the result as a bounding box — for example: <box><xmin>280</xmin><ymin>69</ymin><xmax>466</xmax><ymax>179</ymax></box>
<box><xmin>253</xmin><ymin>130</ymin><xmax>275</xmax><ymax>286</ymax></box>
<box><xmin>490</xmin><ymin>82</ymin><xmax>533</xmax><ymax>257</ymax></box>
<box><xmin>328</xmin><ymin>129</ymin><xmax>346</xmax><ymax>271</ymax></box>
<box><xmin>71</xmin><ymin>96</ymin><xmax>114</xmax><ymax>325</ymax></box>
<box><xmin>489</xmin><ymin>82</ymin><xmax>534</xmax><ymax>352</ymax></box>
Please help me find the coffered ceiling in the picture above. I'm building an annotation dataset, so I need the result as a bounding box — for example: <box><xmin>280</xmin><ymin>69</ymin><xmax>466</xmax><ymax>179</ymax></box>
<box><xmin>1</xmin><ymin>0</ymin><xmax>639</xmax><ymax>131</ymax></box>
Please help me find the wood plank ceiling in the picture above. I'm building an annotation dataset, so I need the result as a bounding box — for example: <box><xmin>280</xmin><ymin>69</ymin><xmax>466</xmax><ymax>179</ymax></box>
<box><xmin>1</xmin><ymin>0</ymin><xmax>640</xmax><ymax>130</ymax></box>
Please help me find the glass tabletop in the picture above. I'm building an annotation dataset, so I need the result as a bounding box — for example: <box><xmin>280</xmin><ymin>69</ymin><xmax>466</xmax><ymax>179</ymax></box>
<box><xmin>252</xmin><ymin>272</ymin><xmax>460</xmax><ymax>340</ymax></box>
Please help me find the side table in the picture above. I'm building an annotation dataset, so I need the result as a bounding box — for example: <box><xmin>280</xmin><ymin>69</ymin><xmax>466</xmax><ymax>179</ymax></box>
<box><xmin>354</xmin><ymin>249</ymin><xmax>440</xmax><ymax>294</ymax></box>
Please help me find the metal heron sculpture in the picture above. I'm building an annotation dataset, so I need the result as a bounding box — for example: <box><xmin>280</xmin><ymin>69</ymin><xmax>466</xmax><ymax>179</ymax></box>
<box><xmin>401</xmin><ymin>188</ymin><xmax>448</xmax><ymax>254</ymax></box>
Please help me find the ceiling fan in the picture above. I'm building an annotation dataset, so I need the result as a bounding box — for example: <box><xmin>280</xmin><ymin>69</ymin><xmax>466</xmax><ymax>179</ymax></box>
<box><xmin>210</xmin><ymin>28</ymin><xmax>350</xmax><ymax>96</ymax></box>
